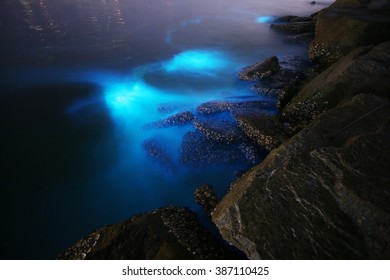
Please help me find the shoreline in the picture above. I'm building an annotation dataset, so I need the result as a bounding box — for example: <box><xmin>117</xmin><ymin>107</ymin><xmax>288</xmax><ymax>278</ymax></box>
<box><xmin>59</xmin><ymin>0</ymin><xmax>390</xmax><ymax>260</ymax></box>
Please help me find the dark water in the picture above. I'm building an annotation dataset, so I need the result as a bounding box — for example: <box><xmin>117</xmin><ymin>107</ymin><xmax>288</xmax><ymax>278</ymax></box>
<box><xmin>0</xmin><ymin>0</ymin><xmax>332</xmax><ymax>259</ymax></box>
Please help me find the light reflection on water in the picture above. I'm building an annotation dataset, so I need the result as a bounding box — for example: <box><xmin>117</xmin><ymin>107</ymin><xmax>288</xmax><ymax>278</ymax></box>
<box><xmin>1</xmin><ymin>0</ymin><xmax>333</xmax><ymax>259</ymax></box>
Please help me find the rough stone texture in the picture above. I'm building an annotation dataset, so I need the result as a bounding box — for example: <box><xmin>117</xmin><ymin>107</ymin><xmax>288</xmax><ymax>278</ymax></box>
<box><xmin>283</xmin><ymin>42</ymin><xmax>390</xmax><ymax>124</ymax></box>
<box><xmin>192</xmin><ymin>117</ymin><xmax>244</xmax><ymax>145</ymax></box>
<box><xmin>146</xmin><ymin>111</ymin><xmax>194</xmax><ymax>128</ymax></box>
<box><xmin>309</xmin><ymin>0</ymin><xmax>390</xmax><ymax>66</ymax></box>
<box><xmin>271</xmin><ymin>21</ymin><xmax>316</xmax><ymax>35</ymax></box>
<box><xmin>238</xmin><ymin>56</ymin><xmax>280</xmax><ymax>81</ymax></box>
<box><xmin>274</xmin><ymin>16</ymin><xmax>315</xmax><ymax>23</ymax></box>
<box><xmin>179</xmin><ymin>131</ymin><xmax>246</xmax><ymax>167</ymax></box>
<box><xmin>284</xmin><ymin>32</ymin><xmax>315</xmax><ymax>44</ymax></box>
<box><xmin>58</xmin><ymin>206</ymin><xmax>240</xmax><ymax>260</ymax></box>
<box><xmin>196</xmin><ymin>100</ymin><xmax>276</xmax><ymax>115</ymax></box>
<box><xmin>143</xmin><ymin>137</ymin><xmax>176</xmax><ymax>172</ymax></box>
<box><xmin>232</xmin><ymin>109</ymin><xmax>289</xmax><ymax>151</ymax></box>
<box><xmin>238</xmin><ymin>140</ymin><xmax>266</xmax><ymax>165</ymax></box>
<box><xmin>212</xmin><ymin>94</ymin><xmax>390</xmax><ymax>259</ymax></box>
<box><xmin>194</xmin><ymin>184</ymin><xmax>219</xmax><ymax>218</ymax></box>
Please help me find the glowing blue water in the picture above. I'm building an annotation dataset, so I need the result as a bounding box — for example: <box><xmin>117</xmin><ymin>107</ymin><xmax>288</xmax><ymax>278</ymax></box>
<box><xmin>0</xmin><ymin>0</ymin><xmax>333</xmax><ymax>259</ymax></box>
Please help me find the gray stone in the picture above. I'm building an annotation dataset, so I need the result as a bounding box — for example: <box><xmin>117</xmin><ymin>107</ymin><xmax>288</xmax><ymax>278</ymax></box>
<box><xmin>309</xmin><ymin>1</ymin><xmax>390</xmax><ymax>66</ymax></box>
<box><xmin>283</xmin><ymin>42</ymin><xmax>390</xmax><ymax>124</ymax></box>
<box><xmin>58</xmin><ymin>206</ymin><xmax>240</xmax><ymax>259</ymax></box>
<box><xmin>213</xmin><ymin>94</ymin><xmax>390</xmax><ymax>259</ymax></box>
<box><xmin>232</xmin><ymin>109</ymin><xmax>289</xmax><ymax>151</ymax></box>
<box><xmin>238</xmin><ymin>56</ymin><xmax>280</xmax><ymax>81</ymax></box>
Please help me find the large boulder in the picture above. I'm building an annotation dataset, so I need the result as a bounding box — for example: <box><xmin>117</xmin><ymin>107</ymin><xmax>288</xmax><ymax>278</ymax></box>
<box><xmin>212</xmin><ymin>94</ymin><xmax>390</xmax><ymax>259</ymax></box>
<box><xmin>283</xmin><ymin>42</ymin><xmax>390</xmax><ymax>124</ymax></box>
<box><xmin>58</xmin><ymin>206</ymin><xmax>239</xmax><ymax>259</ymax></box>
<box><xmin>309</xmin><ymin>0</ymin><xmax>390</xmax><ymax>65</ymax></box>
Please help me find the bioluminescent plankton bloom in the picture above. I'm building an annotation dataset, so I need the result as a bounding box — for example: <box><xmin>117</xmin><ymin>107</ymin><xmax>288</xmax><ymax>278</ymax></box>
<box><xmin>162</xmin><ymin>49</ymin><xmax>230</xmax><ymax>75</ymax></box>
<box><xmin>256</xmin><ymin>16</ymin><xmax>275</xmax><ymax>23</ymax></box>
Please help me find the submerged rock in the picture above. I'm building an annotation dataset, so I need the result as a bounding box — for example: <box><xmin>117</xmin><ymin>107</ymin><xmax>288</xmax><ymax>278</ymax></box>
<box><xmin>58</xmin><ymin>206</ymin><xmax>240</xmax><ymax>259</ymax></box>
<box><xmin>146</xmin><ymin>111</ymin><xmax>194</xmax><ymax>128</ymax></box>
<box><xmin>194</xmin><ymin>184</ymin><xmax>219</xmax><ymax>218</ymax></box>
<box><xmin>192</xmin><ymin>117</ymin><xmax>244</xmax><ymax>145</ymax></box>
<box><xmin>142</xmin><ymin>137</ymin><xmax>176</xmax><ymax>172</ymax></box>
<box><xmin>213</xmin><ymin>94</ymin><xmax>390</xmax><ymax>259</ymax></box>
<box><xmin>179</xmin><ymin>131</ymin><xmax>246</xmax><ymax>167</ymax></box>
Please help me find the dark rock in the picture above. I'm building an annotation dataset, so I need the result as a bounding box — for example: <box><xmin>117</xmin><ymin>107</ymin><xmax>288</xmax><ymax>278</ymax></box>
<box><xmin>196</xmin><ymin>101</ymin><xmax>230</xmax><ymax>115</ymax></box>
<box><xmin>283</xmin><ymin>42</ymin><xmax>390</xmax><ymax>124</ymax></box>
<box><xmin>142</xmin><ymin>137</ymin><xmax>176</xmax><ymax>172</ymax></box>
<box><xmin>238</xmin><ymin>140</ymin><xmax>266</xmax><ymax>165</ymax></box>
<box><xmin>238</xmin><ymin>56</ymin><xmax>280</xmax><ymax>81</ymax></box>
<box><xmin>246</xmin><ymin>56</ymin><xmax>309</xmax><ymax>113</ymax></box>
<box><xmin>146</xmin><ymin>111</ymin><xmax>194</xmax><ymax>128</ymax></box>
<box><xmin>58</xmin><ymin>206</ymin><xmax>240</xmax><ymax>259</ymax></box>
<box><xmin>284</xmin><ymin>32</ymin><xmax>315</xmax><ymax>44</ymax></box>
<box><xmin>232</xmin><ymin>109</ymin><xmax>289</xmax><ymax>151</ymax></box>
<box><xmin>368</xmin><ymin>0</ymin><xmax>390</xmax><ymax>9</ymax></box>
<box><xmin>196</xmin><ymin>100</ymin><xmax>276</xmax><ymax>115</ymax></box>
<box><xmin>194</xmin><ymin>184</ymin><xmax>219</xmax><ymax>218</ymax></box>
<box><xmin>308</xmin><ymin>1</ymin><xmax>390</xmax><ymax>66</ymax></box>
<box><xmin>271</xmin><ymin>21</ymin><xmax>315</xmax><ymax>35</ymax></box>
<box><xmin>311</xmin><ymin>1</ymin><xmax>316</xmax><ymax>4</ymax></box>
<box><xmin>274</xmin><ymin>15</ymin><xmax>299</xmax><ymax>23</ymax></box>
<box><xmin>274</xmin><ymin>16</ymin><xmax>314</xmax><ymax>23</ymax></box>
<box><xmin>330</xmin><ymin>0</ymin><xmax>371</xmax><ymax>8</ymax></box>
<box><xmin>213</xmin><ymin>94</ymin><xmax>390</xmax><ymax>259</ymax></box>
<box><xmin>192</xmin><ymin>117</ymin><xmax>244</xmax><ymax>145</ymax></box>
<box><xmin>179</xmin><ymin>131</ymin><xmax>246</xmax><ymax>167</ymax></box>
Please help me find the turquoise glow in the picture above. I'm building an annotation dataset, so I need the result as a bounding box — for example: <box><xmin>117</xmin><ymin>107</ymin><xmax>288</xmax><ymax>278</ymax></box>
<box><xmin>256</xmin><ymin>16</ymin><xmax>275</xmax><ymax>23</ymax></box>
<box><xmin>162</xmin><ymin>49</ymin><xmax>229</xmax><ymax>75</ymax></box>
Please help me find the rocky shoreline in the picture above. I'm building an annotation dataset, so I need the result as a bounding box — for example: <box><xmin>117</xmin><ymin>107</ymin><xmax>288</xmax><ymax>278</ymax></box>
<box><xmin>59</xmin><ymin>0</ymin><xmax>390</xmax><ymax>259</ymax></box>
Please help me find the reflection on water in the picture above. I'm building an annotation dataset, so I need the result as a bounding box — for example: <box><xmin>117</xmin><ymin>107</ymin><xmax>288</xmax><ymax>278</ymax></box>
<box><xmin>1</xmin><ymin>0</ymin><xmax>333</xmax><ymax>259</ymax></box>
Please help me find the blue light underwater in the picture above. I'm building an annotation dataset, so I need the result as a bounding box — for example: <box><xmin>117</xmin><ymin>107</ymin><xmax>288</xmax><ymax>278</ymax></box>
<box><xmin>256</xmin><ymin>16</ymin><xmax>275</xmax><ymax>23</ymax></box>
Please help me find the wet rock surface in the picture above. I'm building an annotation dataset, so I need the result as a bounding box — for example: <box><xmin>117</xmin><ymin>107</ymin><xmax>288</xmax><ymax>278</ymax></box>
<box><xmin>192</xmin><ymin>116</ymin><xmax>245</xmax><ymax>145</ymax></box>
<box><xmin>213</xmin><ymin>94</ymin><xmax>390</xmax><ymax>259</ymax></box>
<box><xmin>143</xmin><ymin>137</ymin><xmax>177</xmax><ymax>172</ymax></box>
<box><xmin>238</xmin><ymin>56</ymin><xmax>280</xmax><ymax>81</ymax></box>
<box><xmin>194</xmin><ymin>184</ymin><xmax>219</xmax><ymax>218</ymax></box>
<box><xmin>309</xmin><ymin>1</ymin><xmax>390</xmax><ymax>66</ymax></box>
<box><xmin>232</xmin><ymin>109</ymin><xmax>289</xmax><ymax>151</ymax></box>
<box><xmin>283</xmin><ymin>42</ymin><xmax>390</xmax><ymax>124</ymax></box>
<box><xmin>58</xmin><ymin>206</ymin><xmax>240</xmax><ymax>259</ymax></box>
<box><xmin>271</xmin><ymin>21</ymin><xmax>315</xmax><ymax>34</ymax></box>
<box><xmin>196</xmin><ymin>100</ymin><xmax>276</xmax><ymax>115</ymax></box>
<box><xmin>146</xmin><ymin>111</ymin><xmax>194</xmax><ymax>128</ymax></box>
<box><xmin>179</xmin><ymin>131</ymin><xmax>247</xmax><ymax>167</ymax></box>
